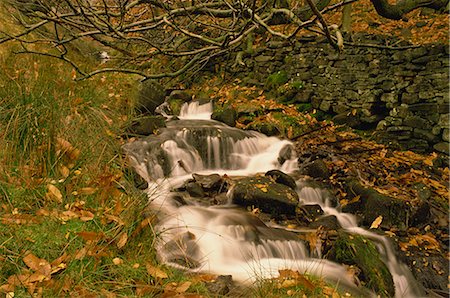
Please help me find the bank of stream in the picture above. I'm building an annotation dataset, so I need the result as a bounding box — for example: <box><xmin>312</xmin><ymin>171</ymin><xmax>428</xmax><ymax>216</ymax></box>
<box><xmin>123</xmin><ymin>100</ymin><xmax>448</xmax><ymax>296</ymax></box>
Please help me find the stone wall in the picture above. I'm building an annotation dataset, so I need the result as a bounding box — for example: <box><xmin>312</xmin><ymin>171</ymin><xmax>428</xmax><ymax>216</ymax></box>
<box><xmin>226</xmin><ymin>33</ymin><xmax>449</xmax><ymax>154</ymax></box>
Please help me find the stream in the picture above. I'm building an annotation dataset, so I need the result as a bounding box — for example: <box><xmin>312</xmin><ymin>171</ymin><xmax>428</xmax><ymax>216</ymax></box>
<box><xmin>123</xmin><ymin>101</ymin><xmax>424</xmax><ymax>297</ymax></box>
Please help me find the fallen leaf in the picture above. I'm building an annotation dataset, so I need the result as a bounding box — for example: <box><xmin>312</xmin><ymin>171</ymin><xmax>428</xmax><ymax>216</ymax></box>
<box><xmin>370</xmin><ymin>216</ymin><xmax>383</xmax><ymax>229</ymax></box>
<box><xmin>79</xmin><ymin>187</ymin><xmax>97</xmax><ymax>195</ymax></box>
<box><xmin>112</xmin><ymin>258</ymin><xmax>123</xmax><ymax>265</ymax></box>
<box><xmin>46</xmin><ymin>184</ymin><xmax>63</xmax><ymax>203</ymax></box>
<box><xmin>79</xmin><ymin>210</ymin><xmax>95</xmax><ymax>222</ymax></box>
<box><xmin>23</xmin><ymin>253</ymin><xmax>51</xmax><ymax>277</ymax></box>
<box><xmin>116</xmin><ymin>232</ymin><xmax>128</xmax><ymax>249</ymax></box>
<box><xmin>176</xmin><ymin>281</ymin><xmax>191</xmax><ymax>293</ymax></box>
<box><xmin>76</xmin><ymin>231</ymin><xmax>105</xmax><ymax>242</ymax></box>
<box><xmin>146</xmin><ymin>263</ymin><xmax>168</xmax><ymax>279</ymax></box>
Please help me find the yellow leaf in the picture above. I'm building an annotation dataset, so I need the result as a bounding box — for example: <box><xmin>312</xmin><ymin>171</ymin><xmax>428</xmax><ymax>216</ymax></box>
<box><xmin>112</xmin><ymin>258</ymin><xmax>123</xmax><ymax>265</ymax></box>
<box><xmin>370</xmin><ymin>216</ymin><xmax>383</xmax><ymax>229</ymax></box>
<box><xmin>116</xmin><ymin>232</ymin><xmax>128</xmax><ymax>249</ymax></box>
<box><xmin>46</xmin><ymin>184</ymin><xmax>63</xmax><ymax>203</ymax></box>
<box><xmin>176</xmin><ymin>281</ymin><xmax>191</xmax><ymax>293</ymax></box>
<box><xmin>146</xmin><ymin>263</ymin><xmax>168</xmax><ymax>279</ymax></box>
<box><xmin>79</xmin><ymin>210</ymin><xmax>94</xmax><ymax>222</ymax></box>
<box><xmin>79</xmin><ymin>187</ymin><xmax>97</xmax><ymax>195</ymax></box>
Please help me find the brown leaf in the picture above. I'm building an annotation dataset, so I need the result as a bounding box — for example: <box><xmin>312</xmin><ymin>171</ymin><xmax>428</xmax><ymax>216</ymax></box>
<box><xmin>79</xmin><ymin>210</ymin><xmax>95</xmax><ymax>222</ymax></box>
<box><xmin>79</xmin><ymin>187</ymin><xmax>97</xmax><ymax>195</ymax></box>
<box><xmin>112</xmin><ymin>258</ymin><xmax>123</xmax><ymax>265</ymax></box>
<box><xmin>146</xmin><ymin>263</ymin><xmax>168</xmax><ymax>279</ymax></box>
<box><xmin>76</xmin><ymin>231</ymin><xmax>105</xmax><ymax>242</ymax></box>
<box><xmin>116</xmin><ymin>232</ymin><xmax>128</xmax><ymax>249</ymax></box>
<box><xmin>23</xmin><ymin>253</ymin><xmax>51</xmax><ymax>277</ymax></box>
<box><xmin>175</xmin><ymin>281</ymin><xmax>191</xmax><ymax>293</ymax></box>
<box><xmin>46</xmin><ymin>184</ymin><xmax>63</xmax><ymax>203</ymax></box>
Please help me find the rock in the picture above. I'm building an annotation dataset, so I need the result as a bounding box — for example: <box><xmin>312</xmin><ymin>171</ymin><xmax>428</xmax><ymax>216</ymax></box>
<box><xmin>278</xmin><ymin>144</ymin><xmax>294</xmax><ymax>165</ymax></box>
<box><xmin>433</xmin><ymin>142</ymin><xmax>449</xmax><ymax>155</ymax></box>
<box><xmin>305</xmin><ymin>159</ymin><xmax>330</xmax><ymax>179</ymax></box>
<box><xmin>332</xmin><ymin>113</ymin><xmax>361</xmax><ymax>128</ymax></box>
<box><xmin>296</xmin><ymin>204</ymin><xmax>324</xmax><ymax>224</ymax></box>
<box><xmin>265</xmin><ymin>170</ymin><xmax>297</xmax><ymax>190</ymax></box>
<box><xmin>404</xmin><ymin>116</ymin><xmax>431</xmax><ymax>129</ymax></box>
<box><xmin>185</xmin><ymin>182</ymin><xmax>205</xmax><ymax>198</ymax></box>
<box><xmin>309</xmin><ymin>215</ymin><xmax>341</xmax><ymax>230</ymax></box>
<box><xmin>247</xmin><ymin>121</ymin><xmax>280</xmax><ymax>136</ymax></box>
<box><xmin>326</xmin><ymin>231</ymin><xmax>395</xmax><ymax>297</ymax></box>
<box><xmin>126</xmin><ymin>116</ymin><xmax>166</xmax><ymax>136</ymax></box>
<box><xmin>192</xmin><ymin>173</ymin><xmax>225</xmax><ymax>192</ymax></box>
<box><xmin>211</xmin><ymin>107</ymin><xmax>237</xmax><ymax>127</ymax></box>
<box><xmin>231</xmin><ymin>176</ymin><xmax>299</xmax><ymax>217</ymax></box>
<box><xmin>168</xmin><ymin>90</ymin><xmax>192</xmax><ymax>102</ymax></box>
<box><xmin>135</xmin><ymin>80</ymin><xmax>166</xmax><ymax>115</ymax></box>
<box><xmin>343</xmin><ymin>179</ymin><xmax>411</xmax><ymax>230</ymax></box>
<box><xmin>206</xmin><ymin>275</ymin><xmax>233</xmax><ymax>296</ymax></box>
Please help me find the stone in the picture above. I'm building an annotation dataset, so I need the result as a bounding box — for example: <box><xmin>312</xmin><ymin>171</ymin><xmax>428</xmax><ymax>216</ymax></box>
<box><xmin>326</xmin><ymin>231</ymin><xmax>395</xmax><ymax>296</ymax></box>
<box><xmin>192</xmin><ymin>173</ymin><xmax>224</xmax><ymax>191</ymax></box>
<box><xmin>278</xmin><ymin>144</ymin><xmax>295</xmax><ymax>165</ymax></box>
<box><xmin>305</xmin><ymin>159</ymin><xmax>330</xmax><ymax>179</ymax></box>
<box><xmin>401</xmin><ymin>93</ymin><xmax>419</xmax><ymax>104</ymax></box>
<box><xmin>126</xmin><ymin>115</ymin><xmax>166</xmax><ymax>136</ymax></box>
<box><xmin>319</xmin><ymin>100</ymin><xmax>331</xmax><ymax>112</ymax></box>
<box><xmin>231</xmin><ymin>176</ymin><xmax>299</xmax><ymax>217</ymax></box>
<box><xmin>206</xmin><ymin>275</ymin><xmax>233</xmax><ymax>296</ymax></box>
<box><xmin>413</xmin><ymin>128</ymin><xmax>438</xmax><ymax>142</ymax></box>
<box><xmin>433</xmin><ymin>142</ymin><xmax>449</xmax><ymax>155</ymax></box>
<box><xmin>185</xmin><ymin>182</ymin><xmax>205</xmax><ymax>198</ymax></box>
<box><xmin>404</xmin><ymin>116</ymin><xmax>431</xmax><ymax>129</ymax></box>
<box><xmin>255</xmin><ymin>55</ymin><xmax>273</xmax><ymax>62</ymax></box>
<box><xmin>297</xmin><ymin>204</ymin><xmax>324</xmax><ymax>224</ymax></box>
<box><xmin>211</xmin><ymin>107</ymin><xmax>237</xmax><ymax>127</ymax></box>
<box><xmin>265</xmin><ymin>170</ymin><xmax>297</xmax><ymax>190</ymax></box>
<box><xmin>168</xmin><ymin>90</ymin><xmax>192</xmax><ymax>102</ymax></box>
<box><xmin>442</xmin><ymin>128</ymin><xmax>449</xmax><ymax>142</ymax></box>
<box><xmin>438</xmin><ymin>114</ymin><xmax>449</xmax><ymax>127</ymax></box>
<box><xmin>135</xmin><ymin>80</ymin><xmax>166</xmax><ymax>115</ymax></box>
<box><xmin>309</xmin><ymin>215</ymin><xmax>341</xmax><ymax>230</ymax></box>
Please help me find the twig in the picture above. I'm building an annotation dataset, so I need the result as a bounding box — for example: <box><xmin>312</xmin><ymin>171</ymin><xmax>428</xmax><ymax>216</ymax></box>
<box><xmin>304</xmin><ymin>0</ymin><xmax>338</xmax><ymax>50</ymax></box>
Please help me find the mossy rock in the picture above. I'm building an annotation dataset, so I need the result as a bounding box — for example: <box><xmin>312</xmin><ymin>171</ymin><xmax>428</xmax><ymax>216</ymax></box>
<box><xmin>167</xmin><ymin>98</ymin><xmax>185</xmax><ymax>116</ymax></box>
<box><xmin>327</xmin><ymin>231</ymin><xmax>395</xmax><ymax>296</ymax></box>
<box><xmin>265</xmin><ymin>70</ymin><xmax>289</xmax><ymax>90</ymax></box>
<box><xmin>135</xmin><ymin>80</ymin><xmax>166</xmax><ymax>115</ymax></box>
<box><xmin>246</xmin><ymin>121</ymin><xmax>280</xmax><ymax>136</ymax></box>
<box><xmin>212</xmin><ymin>104</ymin><xmax>237</xmax><ymax>127</ymax></box>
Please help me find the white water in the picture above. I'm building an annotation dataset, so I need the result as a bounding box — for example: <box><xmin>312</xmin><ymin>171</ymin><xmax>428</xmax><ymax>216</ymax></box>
<box><xmin>126</xmin><ymin>101</ymin><xmax>422</xmax><ymax>296</ymax></box>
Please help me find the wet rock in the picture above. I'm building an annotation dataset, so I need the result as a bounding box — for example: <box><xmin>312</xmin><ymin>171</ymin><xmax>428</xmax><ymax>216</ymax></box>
<box><xmin>296</xmin><ymin>204</ymin><xmax>324</xmax><ymax>224</ymax></box>
<box><xmin>265</xmin><ymin>170</ymin><xmax>297</xmax><ymax>190</ymax></box>
<box><xmin>210</xmin><ymin>193</ymin><xmax>229</xmax><ymax>205</ymax></box>
<box><xmin>206</xmin><ymin>275</ymin><xmax>233</xmax><ymax>296</ymax></box>
<box><xmin>231</xmin><ymin>176</ymin><xmax>299</xmax><ymax>217</ymax></box>
<box><xmin>135</xmin><ymin>80</ymin><xmax>166</xmax><ymax>115</ymax></box>
<box><xmin>399</xmin><ymin>247</ymin><xmax>449</xmax><ymax>294</ymax></box>
<box><xmin>309</xmin><ymin>215</ymin><xmax>341</xmax><ymax>230</ymax></box>
<box><xmin>278</xmin><ymin>144</ymin><xmax>294</xmax><ymax>165</ymax></box>
<box><xmin>247</xmin><ymin>121</ymin><xmax>280</xmax><ymax>136</ymax></box>
<box><xmin>192</xmin><ymin>173</ymin><xmax>226</xmax><ymax>192</ymax></box>
<box><xmin>168</xmin><ymin>90</ymin><xmax>192</xmax><ymax>102</ymax></box>
<box><xmin>343</xmin><ymin>179</ymin><xmax>411</xmax><ymax>230</ymax></box>
<box><xmin>211</xmin><ymin>107</ymin><xmax>237</xmax><ymax>127</ymax></box>
<box><xmin>185</xmin><ymin>182</ymin><xmax>205</xmax><ymax>198</ymax></box>
<box><xmin>126</xmin><ymin>115</ymin><xmax>166</xmax><ymax>136</ymax></box>
<box><xmin>326</xmin><ymin>231</ymin><xmax>395</xmax><ymax>296</ymax></box>
<box><xmin>305</xmin><ymin>159</ymin><xmax>330</xmax><ymax>179</ymax></box>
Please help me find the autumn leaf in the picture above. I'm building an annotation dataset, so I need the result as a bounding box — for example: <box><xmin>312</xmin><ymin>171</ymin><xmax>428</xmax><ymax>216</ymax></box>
<box><xmin>116</xmin><ymin>232</ymin><xmax>128</xmax><ymax>249</ymax></box>
<box><xmin>46</xmin><ymin>184</ymin><xmax>63</xmax><ymax>203</ymax></box>
<box><xmin>370</xmin><ymin>216</ymin><xmax>383</xmax><ymax>229</ymax></box>
<box><xmin>175</xmin><ymin>281</ymin><xmax>191</xmax><ymax>293</ymax></box>
<box><xmin>79</xmin><ymin>210</ymin><xmax>95</xmax><ymax>222</ymax></box>
<box><xmin>112</xmin><ymin>258</ymin><xmax>123</xmax><ymax>265</ymax></box>
<box><xmin>146</xmin><ymin>263</ymin><xmax>168</xmax><ymax>279</ymax></box>
<box><xmin>23</xmin><ymin>253</ymin><xmax>51</xmax><ymax>277</ymax></box>
<box><xmin>76</xmin><ymin>231</ymin><xmax>105</xmax><ymax>242</ymax></box>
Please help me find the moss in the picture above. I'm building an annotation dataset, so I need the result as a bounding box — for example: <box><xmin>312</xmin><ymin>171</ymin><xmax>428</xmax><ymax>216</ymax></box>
<box><xmin>167</xmin><ymin>98</ymin><xmax>184</xmax><ymax>116</ymax></box>
<box><xmin>329</xmin><ymin>231</ymin><xmax>395</xmax><ymax>296</ymax></box>
<box><xmin>266</xmin><ymin>70</ymin><xmax>289</xmax><ymax>90</ymax></box>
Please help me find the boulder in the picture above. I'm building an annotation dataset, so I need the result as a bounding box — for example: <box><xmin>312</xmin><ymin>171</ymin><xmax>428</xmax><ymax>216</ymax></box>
<box><xmin>296</xmin><ymin>204</ymin><xmax>324</xmax><ymax>224</ymax></box>
<box><xmin>326</xmin><ymin>231</ymin><xmax>395</xmax><ymax>297</ymax></box>
<box><xmin>265</xmin><ymin>170</ymin><xmax>297</xmax><ymax>190</ymax></box>
<box><xmin>192</xmin><ymin>173</ymin><xmax>225</xmax><ymax>192</ymax></box>
<box><xmin>135</xmin><ymin>80</ymin><xmax>166</xmax><ymax>115</ymax></box>
<box><xmin>126</xmin><ymin>116</ymin><xmax>166</xmax><ymax>136</ymax></box>
<box><xmin>343</xmin><ymin>179</ymin><xmax>411</xmax><ymax>230</ymax></box>
<box><xmin>309</xmin><ymin>215</ymin><xmax>341</xmax><ymax>230</ymax></box>
<box><xmin>168</xmin><ymin>90</ymin><xmax>192</xmax><ymax>102</ymax></box>
<box><xmin>185</xmin><ymin>182</ymin><xmax>205</xmax><ymax>198</ymax></box>
<box><xmin>305</xmin><ymin>159</ymin><xmax>330</xmax><ymax>179</ymax></box>
<box><xmin>211</xmin><ymin>107</ymin><xmax>237</xmax><ymax>127</ymax></box>
<box><xmin>231</xmin><ymin>176</ymin><xmax>299</xmax><ymax>217</ymax></box>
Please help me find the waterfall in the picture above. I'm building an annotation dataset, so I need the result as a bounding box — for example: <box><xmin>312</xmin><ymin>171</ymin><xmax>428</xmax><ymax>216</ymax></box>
<box><xmin>124</xmin><ymin>101</ymin><xmax>423</xmax><ymax>296</ymax></box>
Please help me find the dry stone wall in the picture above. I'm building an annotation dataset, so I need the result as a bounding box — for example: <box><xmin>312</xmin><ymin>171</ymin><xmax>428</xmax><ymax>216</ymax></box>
<box><xmin>228</xmin><ymin>33</ymin><xmax>449</xmax><ymax>154</ymax></box>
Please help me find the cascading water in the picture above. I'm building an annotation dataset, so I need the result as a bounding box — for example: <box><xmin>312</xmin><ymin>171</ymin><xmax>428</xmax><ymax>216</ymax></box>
<box><xmin>124</xmin><ymin>101</ymin><xmax>423</xmax><ymax>297</ymax></box>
